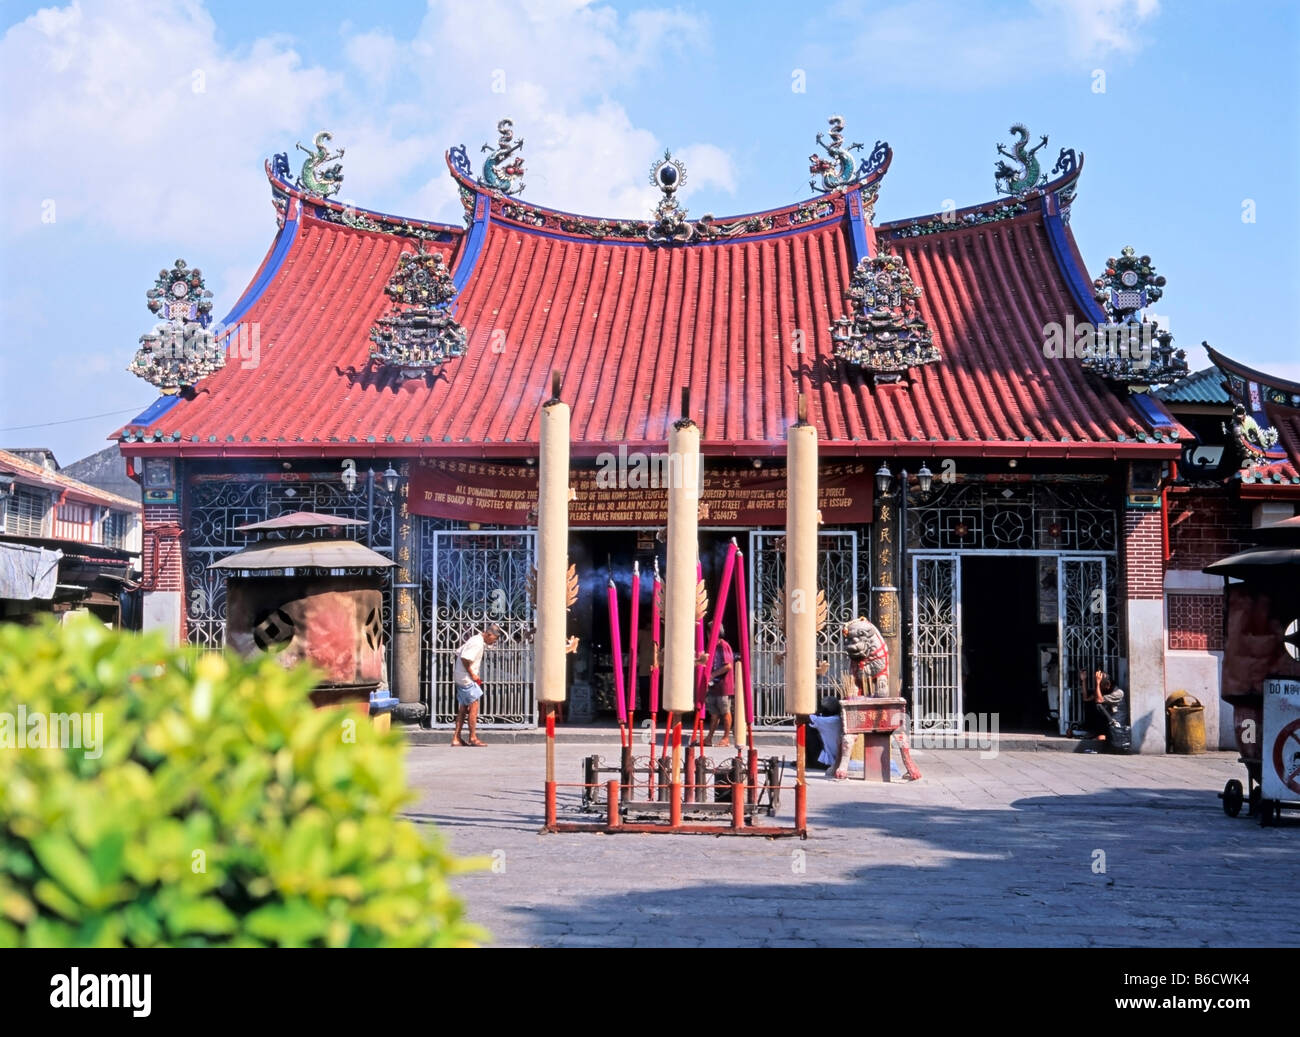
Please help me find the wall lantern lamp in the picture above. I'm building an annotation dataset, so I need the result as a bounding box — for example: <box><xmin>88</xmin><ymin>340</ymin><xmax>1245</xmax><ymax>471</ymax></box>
<box><xmin>381</xmin><ymin>464</ymin><xmax>401</xmax><ymax>495</ymax></box>
<box><xmin>916</xmin><ymin>463</ymin><xmax>934</xmax><ymax>495</ymax></box>
<box><xmin>340</xmin><ymin>458</ymin><xmax>358</xmax><ymax>493</ymax></box>
<box><xmin>874</xmin><ymin>463</ymin><xmax>893</xmax><ymax>497</ymax></box>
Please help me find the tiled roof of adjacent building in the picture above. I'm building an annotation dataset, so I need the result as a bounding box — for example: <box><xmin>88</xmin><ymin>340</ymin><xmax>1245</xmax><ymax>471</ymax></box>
<box><xmin>1155</xmin><ymin>367</ymin><xmax>1231</xmax><ymax>406</ymax></box>
<box><xmin>1205</xmin><ymin>345</ymin><xmax>1300</xmax><ymax>495</ymax></box>
<box><xmin>0</xmin><ymin>449</ymin><xmax>140</xmax><ymax>511</ymax></box>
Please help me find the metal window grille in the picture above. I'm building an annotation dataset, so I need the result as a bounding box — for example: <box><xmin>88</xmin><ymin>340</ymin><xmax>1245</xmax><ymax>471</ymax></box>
<box><xmin>184</xmin><ymin>474</ymin><xmax>395</xmax><ymax>654</ymax></box>
<box><xmin>4</xmin><ymin>489</ymin><xmax>48</xmax><ymax>537</ymax></box>
<box><xmin>748</xmin><ymin>529</ymin><xmax>867</xmax><ymax>726</ymax></box>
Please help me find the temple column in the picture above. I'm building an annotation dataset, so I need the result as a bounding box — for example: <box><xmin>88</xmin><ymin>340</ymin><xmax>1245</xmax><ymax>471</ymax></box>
<box><xmin>139</xmin><ymin>461</ymin><xmax>185</xmax><ymax>646</ymax></box>
<box><xmin>392</xmin><ymin>464</ymin><xmax>425</xmax><ymax>723</ymax></box>
<box><xmin>873</xmin><ymin>491</ymin><xmax>903</xmax><ymax>696</ymax></box>
<box><xmin>1123</xmin><ymin>503</ymin><xmax>1166</xmax><ymax>753</ymax></box>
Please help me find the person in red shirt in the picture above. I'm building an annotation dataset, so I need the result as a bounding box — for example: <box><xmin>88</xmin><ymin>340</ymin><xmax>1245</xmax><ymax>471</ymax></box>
<box><xmin>703</xmin><ymin>626</ymin><xmax>735</xmax><ymax>748</ymax></box>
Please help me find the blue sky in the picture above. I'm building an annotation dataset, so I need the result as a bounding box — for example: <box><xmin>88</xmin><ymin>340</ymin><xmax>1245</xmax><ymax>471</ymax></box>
<box><xmin>1</xmin><ymin>0</ymin><xmax>1296</xmax><ymax>465</ymax></box>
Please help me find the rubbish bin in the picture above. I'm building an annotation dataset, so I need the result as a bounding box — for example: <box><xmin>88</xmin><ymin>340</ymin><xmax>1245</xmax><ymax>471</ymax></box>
<box><xmin>1166</xmin><ymin>692</ymin><xmax>1206</xmax><ymax>754</ymax></box>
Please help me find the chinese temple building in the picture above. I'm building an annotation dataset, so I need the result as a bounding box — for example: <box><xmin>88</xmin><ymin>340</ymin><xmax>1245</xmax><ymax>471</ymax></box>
<box><xmin>116</xmin><ymin>118</ymin><xmax>1273</xmax><ymax>752</ymax></box>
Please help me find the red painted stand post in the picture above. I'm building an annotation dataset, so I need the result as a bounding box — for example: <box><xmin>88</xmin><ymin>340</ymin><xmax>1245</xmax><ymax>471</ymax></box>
<box><xmin>731</xmin><ymin>757</ymin><xmax>745</xmax><ymax>829</ymax></box>
<box><xmin>747</xmin><ymin>748</ymin><xmax>760</xmax><ymax>807</ymax></box>
<box><xmin>795</xmin><ymin>720</ymin><xmax>808</xmax><ymax>833</ymax></box>
<box><xmin>545</xmin><ymin>709</ymin><xmax>557</xmax><ymax>829</ymax></box>
<box><xmin>670</xmin><ymin>722</ymin><xmax>683</xmax><ymax>828</ymax></box>
<box><xmin>607</xmin><ymin>780</ymin><xmax>621</xmax><ymax>828</ymax></box>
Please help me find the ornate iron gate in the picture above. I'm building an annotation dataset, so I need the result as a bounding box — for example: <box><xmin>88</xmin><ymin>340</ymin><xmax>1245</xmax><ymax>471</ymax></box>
<box><xmin>911</xmin><ymin>554</ymin><xmax>962</xmax><ymax>734</ymax></box>
<box><xmin>748</xmin><ymin>530</ymin><xmax>863</xmax><ymax>726</ymax></box>
<box><xmin>423</xmin><ymin>529</ymin><xmax>535</xmax><ymax>727</ymax></box>
<box><xmin>1057</xmin><ymin>556</ymin><xmax>1114</xmax><ymax>734</ymax></box>
<box><xmin>184</xmin><ymin>473</ymin><xmax>395</xmax><ymax>653</ymax></box>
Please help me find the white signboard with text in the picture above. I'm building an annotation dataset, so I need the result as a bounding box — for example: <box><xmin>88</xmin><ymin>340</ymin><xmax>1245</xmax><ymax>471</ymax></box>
<box><xmin>1263</xmin><ymin>677</ymin><xmax>1300</xmax><ymax>801</ymax></box>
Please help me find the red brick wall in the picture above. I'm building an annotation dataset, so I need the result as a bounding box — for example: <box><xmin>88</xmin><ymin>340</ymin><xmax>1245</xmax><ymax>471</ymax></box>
<box><xmin>1166</xmin><ymin>489</ymin><xmax>1253</xmax><ymax>572</ymax></box>
<box><xmin>141</xmin><ymin>505</ymin><xmax>184</xmax><ymax>593</ymax></box>
<box><xmin>1122</xmin><ymin>508</ymin><xmax>1164</xmax><ymax>600</ymax></box>
<box><xmin>1167</xmin><ymin>592</ymin><xmax>1224</xmax><ymax>651</ymax></box>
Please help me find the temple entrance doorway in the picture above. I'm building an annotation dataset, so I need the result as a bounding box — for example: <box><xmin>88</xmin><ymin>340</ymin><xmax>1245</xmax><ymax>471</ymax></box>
<box><xmin>567</xmin><ymin>529</ymin><xmax>743</xmax><ymax>723</ymax></box>
<box><xmin>960</xmin><ymin>555</ymin><xmax>1058</xmax><ymax>733</ymax></box>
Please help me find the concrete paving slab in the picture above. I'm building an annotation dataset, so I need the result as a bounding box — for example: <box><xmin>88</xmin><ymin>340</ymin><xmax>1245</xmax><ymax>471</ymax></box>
<box><xmin>404</xmin><ymin>740</ymin><xmax>1297</xmax><ymax>947</ymax></box>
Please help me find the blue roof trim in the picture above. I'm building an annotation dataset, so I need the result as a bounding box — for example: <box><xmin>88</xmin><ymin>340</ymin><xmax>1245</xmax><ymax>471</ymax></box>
<box><xmin>1041</xmin><ymin>193</ymin><xmax>1182</xmax><ymax>436</ymax></box>
<box><xmin>126</xmin><ymin>193</ymin><xmax>303</xmax><ymax>430</ymax></box>
<box><xmin>451</xmin><ymin>192</ymin><xmax>491</xmax><ymax>295</ymax></box>
<box><xmin>1041</xmin><ymin>195</ymin><xmax>1107</xmax><ymax>325</ymax></box>
<box><xmin>845</xmin><ymin>186</ymin><xmax>871</xmax><ymax>263</ymax></box>
<box><xmin>1130</xmin><ymin>392</ymin><xmax>1180</xmax><ymax>433</ymax></box>
<box><xmin>127</xmin><ymin>394</ymin><xmax>181</xmax><ymax>427</ymax></box>
<box><xmin>221</xmin><ymin>194</ymin><xmax>301</xmax><ymax>328</ymax></box>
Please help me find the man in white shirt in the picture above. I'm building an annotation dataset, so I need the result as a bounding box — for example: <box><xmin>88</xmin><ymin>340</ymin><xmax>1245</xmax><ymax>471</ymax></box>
<box><xmin>452</xmin><ymin>625</ymin><xmax>501</xmax><ymax>746</ymax></box>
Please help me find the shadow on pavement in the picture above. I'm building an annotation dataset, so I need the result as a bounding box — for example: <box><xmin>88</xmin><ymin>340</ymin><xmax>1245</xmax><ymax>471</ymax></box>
<box><xmin>457</xmin><ymin>787</ymin><xmax>1296</xmax><ymax>947</ymax></box>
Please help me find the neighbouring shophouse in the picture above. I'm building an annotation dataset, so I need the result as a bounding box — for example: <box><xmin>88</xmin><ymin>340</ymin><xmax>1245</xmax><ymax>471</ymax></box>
<box><xmin>0</xmin><ymin>447</ymin><xmax>142</xmax><ymax>625</ymax></box>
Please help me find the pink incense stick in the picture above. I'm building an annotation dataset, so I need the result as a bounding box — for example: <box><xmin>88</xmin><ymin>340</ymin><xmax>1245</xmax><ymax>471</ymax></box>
<box><xmin>649</xmin><ymin>562</ymin><xmax>662</xmax><ymax>717</ymax></box>
<box><xmin>608</xmin><ymin>577</ymin><xmax>627</xmax><ymax>733</ymax></box>
<box><xmin>733</xmin><ymin>551</ymin><xmax>755</xmax><ymax>731</ymax></box>
<box><xmin>694</xmin><ymin>560</ymin><xmax>706</xmax><ymax>709</ymax></box>
<box><xmin>697</xmin><ymin>539</ymin><xmax>738</xmax><ymax>706</ymax></box>
<box><xmin>627</xmin><ymin>561</ymin><xmax>640</xmax><ymax>717</ymax></box>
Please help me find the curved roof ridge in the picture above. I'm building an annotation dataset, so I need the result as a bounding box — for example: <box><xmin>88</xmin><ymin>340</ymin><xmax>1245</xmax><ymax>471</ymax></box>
<box><xmin>1207</xmin><ymin>344</ymin><xmax>1300</xmax><ymax>399</ymax></box>
<box><xmin>441</xmin><ymin>147</ymin><xmax>886</xmax><ymax>246</ymax></box>
<box><xmin>878</xmin><ymin>155</ymin><xmax>1084</xmax><ymax>237</ymax></box>
<box><xmin>267</xmin><ymin>161</ymin><xmax>464</xmax><ymax>239</ymax></box>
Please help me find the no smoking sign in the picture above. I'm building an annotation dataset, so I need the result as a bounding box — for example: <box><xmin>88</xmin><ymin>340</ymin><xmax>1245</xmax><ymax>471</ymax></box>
<box><xmin>1264</xmin><ymin>678</ymin><xmax>1300</xmax><ymax>801</ymax></box>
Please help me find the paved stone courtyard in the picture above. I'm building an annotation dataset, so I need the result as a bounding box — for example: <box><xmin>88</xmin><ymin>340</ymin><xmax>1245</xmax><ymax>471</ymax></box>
<box><xmin>405</xmin><ymin>740</ymin><xmax>1298</xmax><ymax>947</ymax></box>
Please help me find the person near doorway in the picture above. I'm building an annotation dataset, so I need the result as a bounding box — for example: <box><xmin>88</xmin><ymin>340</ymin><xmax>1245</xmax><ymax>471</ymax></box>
<box><xmin>1043</xmin><ymin>647</ymin><xmax>1060</xmax><ymax>723</ymax></box>
<box><xmin>1070</xmin><ymin>668</ymin><xmax>1125</xmax><ymax>740</ymax></box>
<box><xmin>703</xmin><ymin>626</ymin><xmax>735</xmax><ymax>747</ymax></box>
<box><xmin>842</xmin><ymin>616</ymin><xmax>890</xmax><ymax>697</ymax></box>
<box><xmin>452</xmin><ymin>624</ymin><xmax>501</xmax><ymax>746</ymax></box>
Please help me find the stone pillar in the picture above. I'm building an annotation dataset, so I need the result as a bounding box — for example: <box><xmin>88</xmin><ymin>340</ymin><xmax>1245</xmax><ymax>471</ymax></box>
<box><xmin>140</xmin><ymin>501</ymin><xmax>185</xmax><ymax>647</ymax></box>
<box><xmin>392</xmin><ymin>464</ymin><xmax>425</xmax><ymax>724</ymax></box>
<box><xmin>1123</xmin><ymin>506</ymin><xmax>1166</xmax><ymax>753</ymax></box>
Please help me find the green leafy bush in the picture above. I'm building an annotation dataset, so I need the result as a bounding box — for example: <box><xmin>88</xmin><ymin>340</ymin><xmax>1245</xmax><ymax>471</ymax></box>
<box><xmin>0</xmin><ymin>617</ymin><xmax>483</xmax><ymax>947</ymax></box>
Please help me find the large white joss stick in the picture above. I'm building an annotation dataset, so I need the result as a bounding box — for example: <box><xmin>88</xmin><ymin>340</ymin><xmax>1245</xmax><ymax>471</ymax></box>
<box><xmin>663</xmin><ymin>389</ymin><xmax>701</xmax><ymax>785</ymax></box>
<box><xmin>536</xmin><ymin>370</ymin><xmax>570</xmax><ymax>709</ymax></box>
<box><xmin>786</xmin><ymin>393</ymin><xmax>818</xmax><ymax>719</ymax></box>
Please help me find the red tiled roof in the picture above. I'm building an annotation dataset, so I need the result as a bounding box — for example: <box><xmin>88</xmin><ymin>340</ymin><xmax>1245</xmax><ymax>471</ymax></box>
<box><xmin>118</xmin><ymin>163</ymin><xmax>1181</xmax><ymax>460</ymax></box>
<box><xmin>0</xmin><ymin>449</ymin><xmax>139</xmax><ymax>511</ymax></box>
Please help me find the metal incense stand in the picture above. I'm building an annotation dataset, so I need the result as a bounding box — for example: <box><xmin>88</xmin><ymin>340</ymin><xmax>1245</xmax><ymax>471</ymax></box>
<box><xmin>541</xmin><ymin>387</ymin><xmax>808</xmax><ymax>837</ymax></box>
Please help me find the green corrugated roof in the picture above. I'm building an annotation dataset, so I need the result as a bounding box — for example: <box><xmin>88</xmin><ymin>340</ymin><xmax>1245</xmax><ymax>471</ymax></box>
<box><xmin>1155</xmin><ymin>367</ymin><xmax>1230</xmax><ymax>405</ymax></box>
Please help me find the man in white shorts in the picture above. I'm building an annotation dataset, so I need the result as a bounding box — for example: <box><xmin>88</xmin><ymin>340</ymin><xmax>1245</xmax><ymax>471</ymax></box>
<box><xmin>452</xmin><ymin>624</ymin><xmax>501</xmax><ymax>746</ymax></box>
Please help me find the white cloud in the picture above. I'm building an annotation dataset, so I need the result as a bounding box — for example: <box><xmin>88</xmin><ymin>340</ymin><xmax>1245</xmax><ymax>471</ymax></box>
<box><xmin>343</xmin><ymin>29</ymin><xmax>404</xmax><ymax>90</ymax></box>
<box><xmin>1043</xmin><ymin>0</ymin><xmax>1162</xmax><ymax>57</ymax></box>
<box><xmin>381</xmin><ymin>0</ymin><xmax>722</xmax><ymax>221</ymax></box>
<box><xmin>1</xmin><ymin>0</ymin><xmax>337</xmax><ymax>243</ymax></box>
<box><xmin>808</xmin><ymin>0</ymin><xmax>1161</xmax><ymax>90</ymax></box>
